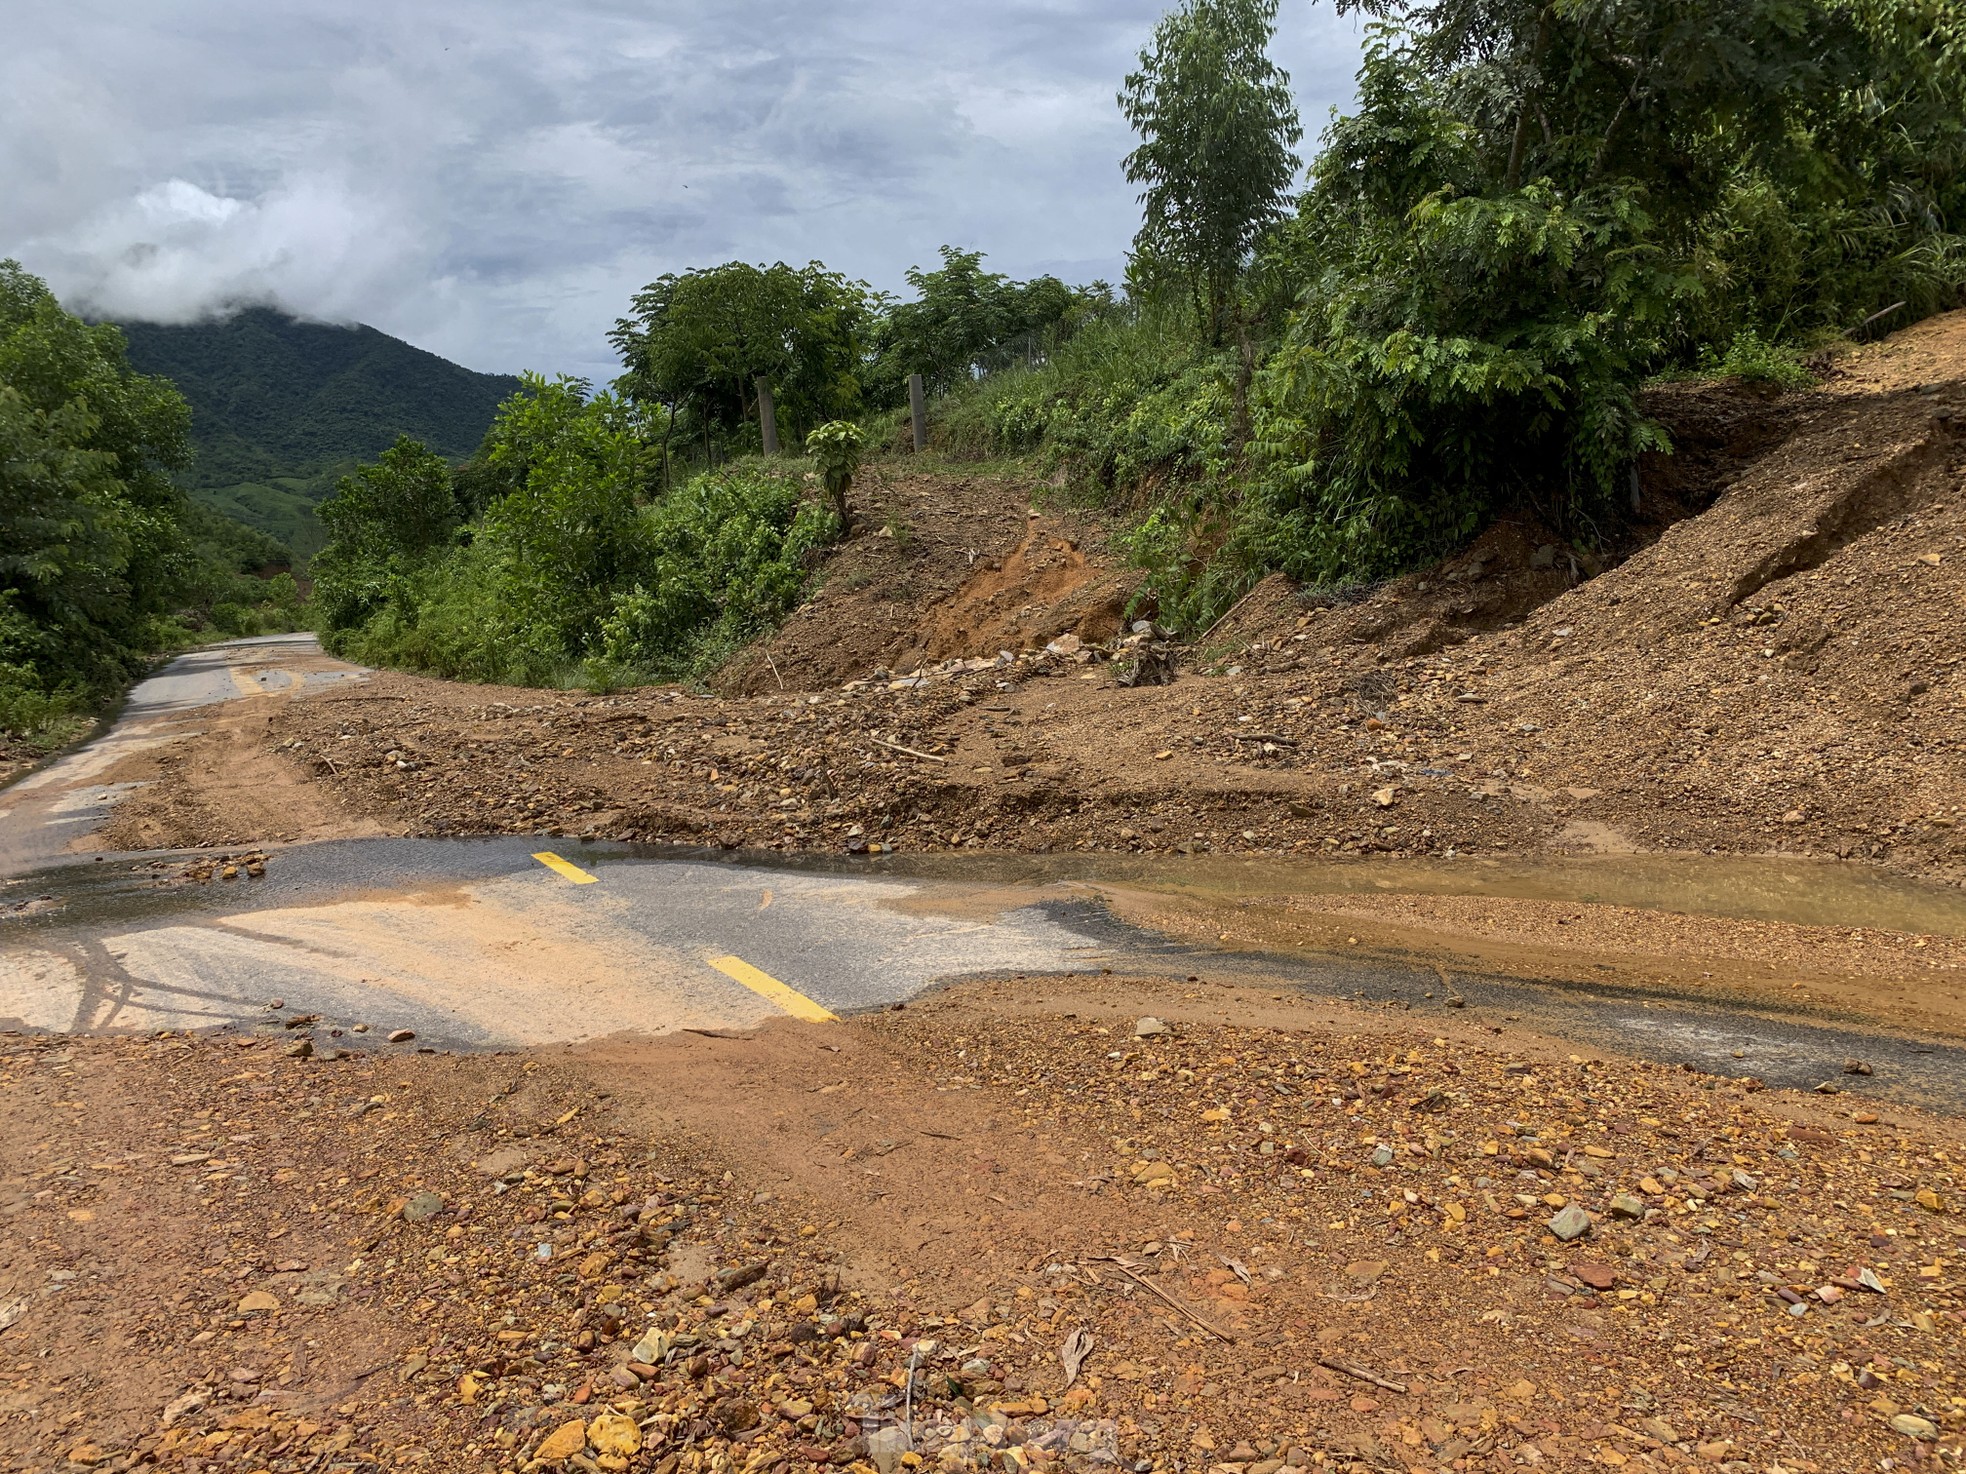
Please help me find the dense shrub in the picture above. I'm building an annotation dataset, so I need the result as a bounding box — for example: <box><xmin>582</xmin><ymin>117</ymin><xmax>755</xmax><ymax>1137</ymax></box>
<box><xmin>316</xmin><ymin>375</ymin><xmax>839</xmax><ymax>689</ymax></box>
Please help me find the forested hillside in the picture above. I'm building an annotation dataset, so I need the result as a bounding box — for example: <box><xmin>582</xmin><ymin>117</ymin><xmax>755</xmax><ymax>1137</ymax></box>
<box><xmin>119</xmin><ymin>309</ymin><xmax>519</xmax><ymax>556</ymax></box>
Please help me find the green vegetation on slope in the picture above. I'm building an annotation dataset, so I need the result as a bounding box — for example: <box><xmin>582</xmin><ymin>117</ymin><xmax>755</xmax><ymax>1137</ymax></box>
<box><xmin>0</xmin><ymin>264</ymin><xmax>305</xmax><ymax>746</ymax></box>
<box><xmin>117</xmin><ymin>308</ymin><xmax>521</xmax><ymax>558</ymax></box>
<box><xmin>320</xmin><ymin>0</ymin><xmax>1964</xmax><ymax>694</ymax></box>
<box><xmin>311</xmin><ymin>380</ymin><xmax>841</xmax><ymax>689</ymax></box>
<box><xmin>936</xmin><ymin>0</ymin><xmax>1966</xmax><ymax>624</ymax></box>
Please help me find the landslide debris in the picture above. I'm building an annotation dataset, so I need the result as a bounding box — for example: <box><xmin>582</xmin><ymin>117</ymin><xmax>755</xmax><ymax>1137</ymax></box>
<box><xmin>2</xmin><ymin>978</ymin><xmax>1961</xmax><ymax>1472</ymax></box>
<box><xmin>109</xmin><ymin>310</ymin><xmax>1966</xmax><ymax>881</ymax></box>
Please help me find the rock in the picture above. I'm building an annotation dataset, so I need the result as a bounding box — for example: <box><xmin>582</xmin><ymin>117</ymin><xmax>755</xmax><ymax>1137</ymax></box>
<box><xmin>401</xmin><ymin>1192</ymin><xmax>444</xmax><ymax>1222</ymax></box>
<box><xmin>1571</xmin><ymin>1262</ymin><xmax>1616</xmax><ymax>1291</ymax></box>
<box><xmin>1915</xmin><ymin>1187</ymin><xmax>1946</xmax><ymax>1213</ymax></box>
<box><xmin>284</xmin><ymin>1038</ymin><xmax>312</xmax><ymax>1059</ymax></box>
<box><xmin>237</xmin><ymin>1290</ymin><xmax>280</xmax><ymax>1314</ymax></box>
<box><xmin>533</xmin><ymin>1419</ymin><xmax>588</xmax><ymax>1462</ymax></box>
<box><xmin>160</xmin><ymin>1390</ymin><xmax>207</xmax><ymax>1427</ymax></box>
<box><xmin>866</xmin><ymin>1425</ymin><xmax>911</xmax><ymax>1474</ymax></box>
<box><xmin>1843</xmin><ymin>1059</ymin><xmax>1873</xmax><ymax>1075</ymax></box>
<box><xmin>1134</xmin><ymin>1016</ymin><xmax>1168</xmax><ymax>1038</ymax></box>
<box><xmin>388</xmin><ymin>1028</ymin><xmax>416</xmax><ymax>1043</ymax></box>
<box><xmin>1889</xmin><ymin>1414</ymin><xmax>1938</xmax><ymax>1440</ymax></box>
<box><xmin>586</xmin><ymin>1412</ymin><xmax>642</xmax><ymax>1457</ymax></box>
<box><xmin>1372</xmin><ymin>786</ymin><xmax>1398</xmax><ymax>807</ymax></box>
<box><xmin>1548</xmin><ymin>1205</ymin><xmax>1593</xmax><ymax>1241</ymax></box>
<box><xmin>1344</xmin><ymin>1260</ymin><xmax>1387</xmax><ymax>1284</ymax></box>
<box><xmin>1369</xmin><ymin>1145</ymin><xmax>1394</xmax><ymax>1168</ymax></box>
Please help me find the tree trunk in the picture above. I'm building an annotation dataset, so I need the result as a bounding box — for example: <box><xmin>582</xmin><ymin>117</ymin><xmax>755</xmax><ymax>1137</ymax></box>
<box><xmin>1506</xmin><ymin>8</ymin><xmax>1554</xmax><ymax>190</ymax></box>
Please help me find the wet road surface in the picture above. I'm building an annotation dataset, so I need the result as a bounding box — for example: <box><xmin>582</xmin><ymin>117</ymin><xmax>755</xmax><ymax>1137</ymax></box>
<box><xmin>4</xmin><ymin>637</ymin><xmax>1965</xmax><ymax>1111</ymax></box>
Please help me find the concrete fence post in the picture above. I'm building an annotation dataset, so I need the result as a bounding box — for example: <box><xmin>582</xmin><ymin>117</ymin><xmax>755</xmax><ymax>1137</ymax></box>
<box><xmin>756</xmin><ymin>377</ymin><xmax>780</xmax><ymax>456</ymax></box>
<box><xmin>908</xmin><ymin>373</ymin><xmax>926</xmax><ymax>453</ymax></box>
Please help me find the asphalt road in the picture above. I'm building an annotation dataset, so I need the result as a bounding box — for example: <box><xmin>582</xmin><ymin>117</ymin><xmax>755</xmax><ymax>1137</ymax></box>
<box><xmin>4</xmin><ymin>637</ymin><xmax>1966</xmax><ymax>1112</ymax></box>
<box><xmin>0</xmin><ymin>634</ymin><xmax>359</xmax><ymax>878</ymax></box>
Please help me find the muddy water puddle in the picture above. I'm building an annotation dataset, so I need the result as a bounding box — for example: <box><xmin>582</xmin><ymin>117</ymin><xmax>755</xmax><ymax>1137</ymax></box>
<box><xmin>842</xmin><ymin>848</ymin><xmax>1966</xmax><ymax>936</ymax></box>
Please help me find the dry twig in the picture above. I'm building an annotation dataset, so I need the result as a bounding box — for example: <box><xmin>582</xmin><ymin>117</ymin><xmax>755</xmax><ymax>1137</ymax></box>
<box><xmin>872</xmin><ymin>735</ymin><xmax>947</xmax><ymax>764</ymax></box>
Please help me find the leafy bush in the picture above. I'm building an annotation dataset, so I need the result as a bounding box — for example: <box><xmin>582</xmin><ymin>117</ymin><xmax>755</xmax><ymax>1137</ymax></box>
<box><xmin>1703</xmin><ymin>330</ymin><xmax>1816</xmax><ymax>391</ymax></box>
<box><xmin>936</xmin><ymin>305</ymin><xmax>1235</xmax><ymax>500</ymax></box>
<box><xmin>803</xmin><ymin>420</ymin><xmax>865</xmax><ymax>526</ymax></box>
<box><xmin>317</xmin><ymin>372</ymin><xmax>840</xmax><ymax>689</ymax></box>
<box><xmin>594</xmin><ymin>465</ymin><xmax>837</xmax><ymax>683</ymax></box>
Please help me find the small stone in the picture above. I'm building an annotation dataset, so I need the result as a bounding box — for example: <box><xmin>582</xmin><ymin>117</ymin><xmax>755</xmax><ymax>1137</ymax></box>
<box><xmin>1134</xmin><ymin>1017</ymin><xmax>1168</xmax><ymax>1038</ymax></box>
<box><xmin>1548</xmin><ymin>1205</ymin><xmax>1593</xmax><ymax>1241</ymax></box>
<box><xmin>1844</xmin><ymin>1059</ymin><xmax>1873</xmax><ymax>1075</ymax></box>
<box><xmin>867</xmin><ymin>1425</ymin><xmax>911</xmax><ymax>1474</ymax></box>
<box><xmin>533</xmin><ymin>1419</ymin><xmax>587</xmax><ymax>1462</ymax></box>
<box><xmin>1889</xmin><ymin>1414</ymin><xmax>1938</xmax><ymax>1441</ymax></box>
<box><xmin>1344</xmin><ymin>1260</ymin><xmax>1387</xmax><ymax>1284</ymax></box>
<box><xmin>237</xmin><ymin>1290</ymin><xmax>280</xmax><ymax>1314</ymax></box>
<box><xmin>285</xmin><ymin>1039</ymin><xmax>312</xmax><ymax>1059</ymax></box>
<box><xmin>1369</xmin><ymin>1145</ymin><xmax>1394</xmax><ymax>1168</ymax></box>
<box><xmin>1915</xmin><ymin>1188</ymin><xmax>1945</xmax><ymax>1213</ymax></box>
<box><xmin>1571</xmin><ymin>1262</ymin><xmax>1615</xmax><ymax>1291</ymax></box>
<box><xmin>388</xmin><ymin>1028</ymin><xmax>416</xmax><ymax>1043</ymax></box>
<box><xmin>586</xmin><ymin>1412</ymin><xmax>642</xmax><ymax>1457</ymax></box>
<box><xmin>401</xmin><ymin>1192</ymin><xmax>444</xmax><ymax>1222</ymax></box>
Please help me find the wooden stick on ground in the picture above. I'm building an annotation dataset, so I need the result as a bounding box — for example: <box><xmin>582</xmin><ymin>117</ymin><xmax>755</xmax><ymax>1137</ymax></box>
<box><xmin>1318</xmin><ymin>1357</ymin><xmax>1408</xmax><ymax>1394</ymax></box>
<box><xmin>872</xmin><ymin>735</ymin><xmax>948</xmax><ymax>764</ymax></box>
<box><xmin>1088</xmin><ymin>1256</ymin><xmax>1236</xmax><ymax>1342</ymax></box>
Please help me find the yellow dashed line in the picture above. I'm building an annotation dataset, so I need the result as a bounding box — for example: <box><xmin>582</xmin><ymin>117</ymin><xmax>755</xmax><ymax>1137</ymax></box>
<box><xmin>532</xmin><ymin>851</ymin><xmax>599</xmax><ymax>885</ymax></box>
<box><xmin>708</xmin><ymin>955</ymin><xmax>838</xmax><ymax>1023</ymax></box>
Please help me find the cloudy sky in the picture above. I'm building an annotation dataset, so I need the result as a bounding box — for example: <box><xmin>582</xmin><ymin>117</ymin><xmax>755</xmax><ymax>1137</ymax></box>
<box><xmin>4</xmin><ymin>1</ymin><xmax>1363</xmax><ymax>381</ymax></box>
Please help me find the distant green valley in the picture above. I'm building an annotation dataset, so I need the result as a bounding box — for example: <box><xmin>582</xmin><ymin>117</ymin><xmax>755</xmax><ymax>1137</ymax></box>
<box><xmin>118</xmin><ymin>308</ymin><xmax>519</xmax><ymax>559</ymax></box>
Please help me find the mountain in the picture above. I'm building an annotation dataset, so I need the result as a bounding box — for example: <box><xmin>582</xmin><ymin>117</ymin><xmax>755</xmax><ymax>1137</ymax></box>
<box><xmin>118</xmin><ymin>308</ymin><xmax>522</xmax><ymax>558</ymax></box>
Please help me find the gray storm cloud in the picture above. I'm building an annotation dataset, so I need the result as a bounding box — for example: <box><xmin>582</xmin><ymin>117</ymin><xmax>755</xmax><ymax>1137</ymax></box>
<box><xmin>2</xmin><ymin>1</ymin><xmax>1361</xmax><ymax>379</ymax></box>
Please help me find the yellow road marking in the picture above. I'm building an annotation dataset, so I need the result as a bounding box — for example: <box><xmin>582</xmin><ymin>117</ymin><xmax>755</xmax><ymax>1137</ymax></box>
<box><xmin>708</xmin><ymin>955</ymin><xmax>837</xmax><ymax>1023</ymax></box>
<box><xmin>532</xmin><ymin>851</ymin><xmax>599</xmax><ymax>885</ymax></box>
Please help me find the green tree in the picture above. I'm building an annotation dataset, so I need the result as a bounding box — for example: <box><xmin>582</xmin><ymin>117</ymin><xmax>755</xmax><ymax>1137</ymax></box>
<box><xmin>877</xmin><ymin>247</ymin><xmax>1094</xmax><ymax>396</ymax></box>
<box><xmin>310</xmin><ymin>435</ymin><xmax>459</xmax><ymax>631</ymax></box>
<box><xmin>1120</xmin><ymin>0</ymin><xmax>1303</xmax><ymax>342</ymax></box>
<box><xmin>609</xmin><ymin>261</ymin><xmax>875</xmax><ymax>465</ymax></box>
<box><xmin>0</xmin><ymin>260</ymin><xmax>193</xmax><ymax>710</ymax></box>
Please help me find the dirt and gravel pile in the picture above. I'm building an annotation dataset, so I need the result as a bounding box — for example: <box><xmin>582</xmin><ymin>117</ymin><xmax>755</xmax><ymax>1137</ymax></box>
<box><xmin>715</xmin><ymin>468</ymin><xmax>1134</xmax><ymax>698</ymax></box>
<box><xmin>2</xmin><ymin>976</ymin><xmax>1962</xmax><ymax>1473</ymax></box>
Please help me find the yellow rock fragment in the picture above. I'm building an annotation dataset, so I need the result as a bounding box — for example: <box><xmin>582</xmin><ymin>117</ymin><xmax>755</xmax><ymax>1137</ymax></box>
<box><xmin>533</xmin><ymin>1420</ymin><xmax>587</xmax><ymax>1463</ymax></box>
<box><xmin>586</xmin><ymin>1413</ymin><xmax>642</xmax><ymax>1458</ymax></box>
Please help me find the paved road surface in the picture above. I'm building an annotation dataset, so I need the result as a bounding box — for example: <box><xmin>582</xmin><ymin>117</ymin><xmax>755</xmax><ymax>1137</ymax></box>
<box><xmin>0</xmin><ymin>634</ymin><xmax>358</xmax><ymax>877</ymax></box>
<box><xmin>4</xmin><ymin>638</ymin><xmax>1966</xmax><ymax>1110</ymax></box>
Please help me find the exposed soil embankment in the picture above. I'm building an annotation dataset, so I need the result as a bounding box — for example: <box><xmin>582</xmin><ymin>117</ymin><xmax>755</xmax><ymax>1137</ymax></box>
<box><xmin>108</xmin><ymin>314</ymin><xmax>1966</xmax><ymax>884</ymax></box>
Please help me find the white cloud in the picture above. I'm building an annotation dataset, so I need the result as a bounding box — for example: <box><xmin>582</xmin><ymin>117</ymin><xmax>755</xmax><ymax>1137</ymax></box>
<box><xmin>26</xmin><ymin>177</ymin><xmax>428</xmax><ymax>326</ymax></box>
<box><xmin>1</xmin><ymin>0</ymin><xmax>1363</xmax><ymax>380</ymax></box>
